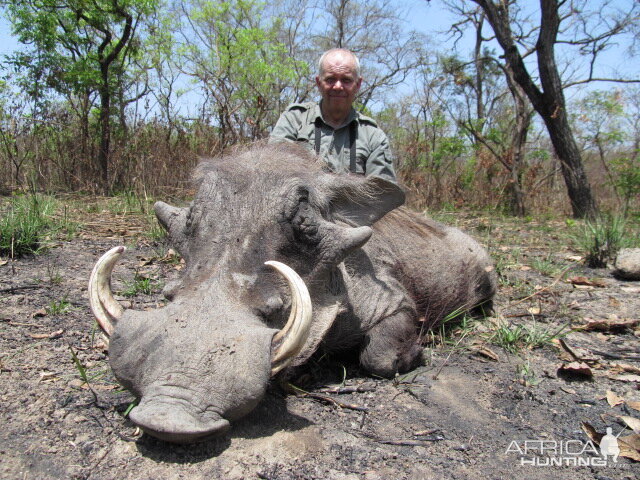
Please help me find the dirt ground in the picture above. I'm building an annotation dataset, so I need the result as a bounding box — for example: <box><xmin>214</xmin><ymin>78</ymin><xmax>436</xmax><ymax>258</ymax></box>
<box><xmin>1</xmin><ymin>208</ymin><xmax>639</xmax><ymax>480</ymax></box>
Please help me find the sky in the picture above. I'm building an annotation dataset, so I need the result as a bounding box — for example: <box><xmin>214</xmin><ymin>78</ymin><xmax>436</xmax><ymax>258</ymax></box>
<box><xmin>0</xmin><ymin>0</ymin><xmax>637</xmax><ymax>105</ymax></box>
<box><xmin>0</xmin><ymin>1</ymin><xmax>459</xmax><ymax>71</ymax></box>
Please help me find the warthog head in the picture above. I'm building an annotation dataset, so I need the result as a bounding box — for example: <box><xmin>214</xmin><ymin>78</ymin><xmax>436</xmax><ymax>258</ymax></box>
<box><xmin>88</xmin><ymin>144</ymin><xmax>403</xmax><ymax>443</ymax></box>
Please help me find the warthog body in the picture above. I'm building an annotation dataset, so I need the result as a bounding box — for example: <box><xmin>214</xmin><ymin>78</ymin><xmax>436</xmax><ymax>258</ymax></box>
<box><xmin>90</xmin><ymin>144</ymin><xmax>496</xmax><ymax>443</ymax></box>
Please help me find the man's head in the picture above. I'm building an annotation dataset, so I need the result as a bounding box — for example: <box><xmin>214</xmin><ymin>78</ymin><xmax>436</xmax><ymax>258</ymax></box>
<box><xmin>316</xmin><ymin>49</ymin><xmax>362</xmax><ymax>119</ymax></box>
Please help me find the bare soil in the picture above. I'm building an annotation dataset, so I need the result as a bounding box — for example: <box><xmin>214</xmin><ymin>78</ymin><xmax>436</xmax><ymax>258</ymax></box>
<box><xmin>1</xmin><ymin>209</ymin><xmax>639</xmax><ymax>480</ymax></box>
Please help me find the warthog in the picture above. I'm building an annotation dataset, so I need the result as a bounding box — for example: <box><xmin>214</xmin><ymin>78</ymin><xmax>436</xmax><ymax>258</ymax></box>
<box><xmin>89</xmin><ymin>143</ymin><xmax>496</xmax><ymax>443</ymax></box>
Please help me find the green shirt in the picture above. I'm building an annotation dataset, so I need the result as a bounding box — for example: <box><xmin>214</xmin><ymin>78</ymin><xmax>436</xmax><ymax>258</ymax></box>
<box><xmin>269</xmin><ymin>101</ymin><xmax>397</xmax><ymax>183</ymax></box>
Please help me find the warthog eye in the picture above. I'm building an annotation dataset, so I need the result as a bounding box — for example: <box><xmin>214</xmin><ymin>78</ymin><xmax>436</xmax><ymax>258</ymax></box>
<box><xmin>292</xmin><ymin>202</ymin><xmax>320</xmax><ymax>243</ymax></box>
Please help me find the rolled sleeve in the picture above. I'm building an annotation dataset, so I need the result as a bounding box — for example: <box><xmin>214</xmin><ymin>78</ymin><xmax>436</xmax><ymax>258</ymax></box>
<box><xmin>365</xmin><ymin>130</ymin><xmax>396</xmax><ymax>183</ymax></box>
<box><xmin>269</xmin><ymin>110</ymin><xmax>300</xmax><ymax>143</ymax></box>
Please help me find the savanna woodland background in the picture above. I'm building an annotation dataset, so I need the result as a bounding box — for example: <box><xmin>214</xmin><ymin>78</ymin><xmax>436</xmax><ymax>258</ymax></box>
<box><xmin>1</xmin><ymin>2</ymin><xmax>640</xmax><ymax>478</ymax></box>
<box><xmin>0</xmin><ymin>0</ymin><xmax>638</xmax><ymax>217</ymax></box>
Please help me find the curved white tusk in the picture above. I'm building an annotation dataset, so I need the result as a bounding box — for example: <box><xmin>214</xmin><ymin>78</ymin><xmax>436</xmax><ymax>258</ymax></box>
<box><xmin>266</xmin><ymin>261</ymin><xmax>313</xmax><ymax>376</ymax></box>
<box><xmin>88</xmin><ymin>246</ymin><xmax>126</xmax><ymax>337</ymax></box>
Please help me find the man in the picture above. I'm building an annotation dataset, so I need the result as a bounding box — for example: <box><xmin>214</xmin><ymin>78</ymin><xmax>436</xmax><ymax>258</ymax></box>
<box><xmin>269</xmin><ymin>48</ymin><xmax>397</xmax><ymax>183</ymax></box>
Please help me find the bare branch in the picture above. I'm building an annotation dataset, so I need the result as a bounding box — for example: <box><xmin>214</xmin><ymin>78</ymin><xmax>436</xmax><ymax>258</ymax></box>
<box><xmin>564</xmin><ymin>77</ymin><xmax>640</xmax><ymax>88</ymax></box>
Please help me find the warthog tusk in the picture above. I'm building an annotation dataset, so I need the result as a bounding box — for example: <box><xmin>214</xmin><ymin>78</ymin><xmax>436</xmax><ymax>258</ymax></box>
<box><xmin>266</xmin><ymin>261</ymin><xmax>312</xmax><ymax>376</ymax></box>
<box><xmin>89</xmin><ymin>246</ymin><xmax>126</xmax><ymax>336</ymax></box>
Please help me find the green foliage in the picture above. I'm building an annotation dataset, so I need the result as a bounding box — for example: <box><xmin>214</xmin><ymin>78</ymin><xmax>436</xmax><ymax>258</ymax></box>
<box><xmin>516</xmin><ymin>360</ymin><xmax>541</xmax><ymax>387</ymax></box>
<box><xmin>46</xmin><ymin>262</ymin><xmax>64</xmax><ymax>285</ymax></box>
<box><xmin>146</xmin><ymin>214</ymin><xmax>167</xmax><ymax>241</ymax></box>
<box><xmin>490</xmin><ymin>245</ymin><xmax>523</xmax><ymax>286</ymax></box>
<box><xmin>107</xmin><ymin>190</ymin><xmax>149</xmax><ymax>215</ymax></box>
<box><xmin>0</xmin><ymin>194</ymin><xmax>59</xmax><ymax>257</ymax></box>
<box><xmin>424</xmin><ymin>307</ymin><xmax>478</xmax><ymax>349</ymax></box>
<box><xmin>59</xmin><ymin>204</ymin><xmax>81</xmax><ymax>240</ymax></box>
<box><xmin>575</xmin><ymin>215</ymin><xmax>630</xmax><ymax>268</ymax></box>
<box><xmin>432</xmin><ymin>134</ymin><xmax>467</xmax><ymax>170</ymax></box>
<box><xmin>123</xmin><ymin>400</ymin><xmax>139</xmax><ymax>417</ymax></box>
<box><xmin>69</xmin><ymin>345</ymin><xmax>110</xmax><ymax>402</ymax></box>
<box><xmin>121</xmin><ymin>272</ymin><xmax>161</xmax><ymax>297</ymax></box>
<box><xmin>610</xmin><ymin>156</ymin><xmax>640</xmax><ymax>212</ymax></box>
<box><xmin>485</xmin><ymin>320</ymin><xmax>565</xmax><ymax>354</ymax></box>
<box><xmin>529</xmin><ymin>254</ymin><xmax>563</xmax><ymax>277</ymax></box>
<box><xmin>528</xmin><ymin>148</ymin><xmax>550</xmax><ymax>162</ymax></box>
<box><xmin>46</xmin><ymin>296</ymin><xmax>72</xmax><ymax>316</ymax></box>
<box><xmin>440</xmin><ymin>55</ymin><xmax>472</xmax><ymax>88</ymax></box>
<box><xmin>69</xmin><ymin>346</ymin><xmax>90</xmax><ymax>386</ymax></box>
<box><xmin>405</xmin><ymin>108</ymin><xmax>468</xmax><ymax>179</ymax></box>
<box><xmin>459</xmin><ymin>156</ymin><xmax>477</xmax><ymax>191</ymax></box>
<box><xmin>576</xmin><ymin>90</ymin><xmax>625</xmax><ymax>149</ymax></box>
<box><xmin>182</xmin><ymin>0</ymin><xmax>307</xmax><ymax>140</ymax></box>
<box><xmin>4</xmin><ymin>0</ymin><xmax>156</xmax><ymax>103</ymax></box>
<box><xmin>0</xmin><ymin>194</ymin><xmax>79</xmax><ymax>257</ymax></box>
<box><xmin>4</xmin><ymin>0</ymin><xmax>159</xmax><ymax>193</ymax></box>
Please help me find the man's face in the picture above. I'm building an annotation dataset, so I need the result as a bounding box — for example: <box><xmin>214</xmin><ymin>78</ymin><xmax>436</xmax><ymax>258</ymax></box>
<box><xmin>316</xmin><ymin>53</ymin><xmax>362</xmax><ymax>113</ymax></box>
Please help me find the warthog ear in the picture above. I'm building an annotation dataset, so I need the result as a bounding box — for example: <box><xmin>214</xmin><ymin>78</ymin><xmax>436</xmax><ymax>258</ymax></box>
<box><xmin>291</xmin><ymin>189</ymin><xmax>373</xmax><ymax>265</ymax></box>
<box><xmin>154</xmin><ymin>201</ymin><xmax>188</xmax><ymax>233</ymax></box>
<box><xmin>326</xmin><ymin>176</ymin><xmax>405</xmax><ymax>226</ymax></box>
<box><xmin>154</xmin><ymin>201</ymin><xmax>190</xmax><ymax>259</ymax></box>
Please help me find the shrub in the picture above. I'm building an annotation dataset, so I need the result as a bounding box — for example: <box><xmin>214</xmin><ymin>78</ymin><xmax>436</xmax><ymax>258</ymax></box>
<box><xmin>0</xmin><ymin>194</ymin><xmax>57</xmax><ymax>257</ymax></box>
<box><xmin>576</xmin><ymin>215</ymin><xmax>628</xmax><ymax>268</ymax></box>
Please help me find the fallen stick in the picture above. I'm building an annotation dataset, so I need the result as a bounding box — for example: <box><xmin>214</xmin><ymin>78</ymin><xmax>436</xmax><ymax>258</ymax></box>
<box><xmin>558</xmin><ymin>338</ymin><xmax>584</xmax><ymax>362</ymax></box>
<box><xmin>350</xmin><ymin>429</ymin><xmax>445</xmax><ymax>446</ymax></box>
<box><xmin>379</xmin><ymin>438</ymin><xmax>443</xmax><ymax>446</ymax></box>
<box><xmin>508</xmin><ymin>264</ymin><xmax>575</xmax><ymax>308</ymax></box>
<box><xmin>589</xmin><ymin>349</ymin><xmax>640</xmax><ymax>361</ymax></box>
<box><xmin>318</xmin><ymin>385</ymin><xmax>376</xmax><ymax>394</ymax></box>
<box><xmin>301</xmin><ymin>391</ymin><xmax>369</xmax><ymax>412</ymax></box>
<box><xmin>287</xmin><ymin>384</ymin><xmax>369</xmax><ymax>412</ymax></box>
<box><xmin>0</xmin><ymin>284</ymin><xmax>47</xmax><ymax>294</ymax></box>
<box><xmin>3</xmin><ymin>320</ymin><xmax>45</xmax><ymax>328</ymax></box>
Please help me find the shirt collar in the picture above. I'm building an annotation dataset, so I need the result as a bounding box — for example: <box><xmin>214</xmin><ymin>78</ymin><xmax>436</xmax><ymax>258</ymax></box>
<box><xmin>314</xmin><ymin>100</ymin><xmax>358</xmax><ymax>129</ymax></box>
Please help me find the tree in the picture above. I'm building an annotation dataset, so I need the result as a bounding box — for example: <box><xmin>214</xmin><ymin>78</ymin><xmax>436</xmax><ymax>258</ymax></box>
<box><xmin>612</xmin><ymin>87</ymin><xmax>640</xmax><ymax>214</ymax></box>
<box><xmin>262</xmin><ymin>0</ymin><xmax>321</xmax><ymax>105</ymax></box>
<box><xmin>0</xmin><ymin>78</ymin><xmax>34</xmax><ymax>187</ymax></box>
<box><xmin>387</xmin><ymin>63</ymin><xmax>470</xmax><ymax>208</ymax></box>
<box><xmin>467</xmin><ymin>0</ymin><xmax>640</xmax><ymax>218</ymax></box>
<box><xmin>440</xmin><ymin>2</ymin><xmax>534</xmax><ymax>215</ymax></box>
<box><xmin>4</xmin><ymin>0</ymin><xmax>156</xmax><ymax>193</ymax></box>
<box><xmin>452</xmin><ymin>56</ymin><xmax>533</xmax><ymax>215</ymax></box>
<box><xmin>177</xmin><ymin>0</ymin><xmax>306</xmax><ymax>146</ymax></box>
<box><xmin>314</xmin><ymin>0</ymin><xmax>427</xmax><ymax>108</ymax></box>
<box><xmin>574</xmin><ymin>90</ymin><xmax>625</xmax><ymax>195</ymax></box>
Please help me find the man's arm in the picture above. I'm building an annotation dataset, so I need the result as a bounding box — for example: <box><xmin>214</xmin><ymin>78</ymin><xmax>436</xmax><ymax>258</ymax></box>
<box><xmin>365</xmin><ymin>130</ymin><xmax>397</xmax><ymax>184</ymax></box>
<box><xmin>269</xmin><ymin>108</ymin><xmax>302</xmax><ymax>143</ymax></box>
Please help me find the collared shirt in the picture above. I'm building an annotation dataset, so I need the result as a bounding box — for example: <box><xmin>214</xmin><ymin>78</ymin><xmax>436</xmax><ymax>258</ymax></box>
<box><xmin>269</xmin><ymin>101</ymin><xmax>397</xmax><ymax>183</ymax></box>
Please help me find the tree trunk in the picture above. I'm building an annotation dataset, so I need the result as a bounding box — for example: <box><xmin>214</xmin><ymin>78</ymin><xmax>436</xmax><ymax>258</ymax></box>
<box><xmin>540</xmin><ymin>113</ymin><xmax>597</xmax><ymax>217</ymax></box>
<box><xmin>504</xmin><ymin>57</ymin><xmax>532</xmax><ymax>217</ymax></box>
<box><xmin>80</xmin><ymin>91</ymin><xmax>90</xmax><ymax>185</ymax></box>
<box><xmin>90</xmin><ymin>2</ymin><xmax>133</xmax><ymax>195</ymax></box>
<box><xmin>508</xmin><ymin>109</ymin><xmax>530</xmax><ymax>217</ymax></box>
<box><xmin>98</xmin><ymin>78</ymin><xmax>111</xmax><ymax>195</ymax></box>
<box><xmin>535</xmin><ymin>0</ymin><xmax>597</xmax><ymax>218</ymax></box>
<box><xmin>472</xmin><ymin>0</ymin><xmax>598</xmax><ymax>218</ymax></box>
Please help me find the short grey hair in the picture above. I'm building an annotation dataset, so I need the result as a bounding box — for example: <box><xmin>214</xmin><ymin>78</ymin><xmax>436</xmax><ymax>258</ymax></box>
<box><xmin>317</xmin><ymin>48</ymin><xmax>361</xmax><ymax>77</ymax></box>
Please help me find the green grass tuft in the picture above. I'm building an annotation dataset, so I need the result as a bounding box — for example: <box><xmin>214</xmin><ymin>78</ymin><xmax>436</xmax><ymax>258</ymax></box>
<box><xmin>485</xmin><ymin>320</ymin><xmax>566</xmax><ymax>354</ymax></box>
<box><xmin>529</xmin><ymin>254</ymin><xmax>564</xmax><ymax>277</ymax></box>
<box><xmin>0</xmin><ymin>194</ymin><xmax>79</xmax><ymax>257</ymax></box>
<box><xmin>46</xmin><ymin>297</ymin><xmax>72</xmax><ymax>316</ymax></box>
<box><xmin>575</xmin><ymin>215</ymin><xmax>629</xmax><ymax>268</ymax></box>
<box><xmin>1</xmin><ymin>194</ymin><xmax>56</xmax><ymax>256</ymax></box>
<box><xmin>121</xmin><ymin>272</ymin><xmax>161</xmax><ymax>297</ymax></box>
